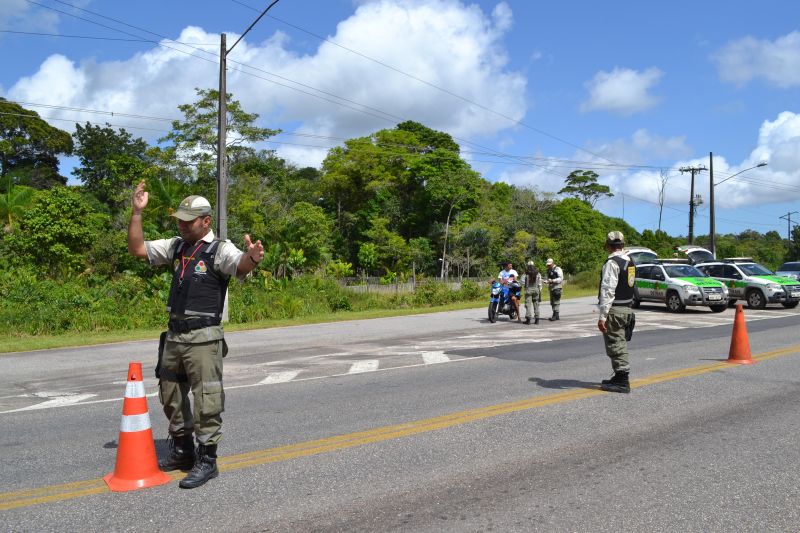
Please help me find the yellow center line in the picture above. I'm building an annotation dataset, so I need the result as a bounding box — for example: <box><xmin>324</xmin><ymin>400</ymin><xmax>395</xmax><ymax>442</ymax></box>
<box><xmin>3</xmin><ymin>344</ymin><xmax>798</xmax><ymax>511</ymax></box>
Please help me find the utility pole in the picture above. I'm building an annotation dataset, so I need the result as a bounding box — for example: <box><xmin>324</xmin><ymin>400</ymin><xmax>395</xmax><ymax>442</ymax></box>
<box><xmin>780</xmin><ymin>211</ymin><xmax>799</xmax><ymax>240</ymax></box>
<box><xmin>709</xmin><ymin>152</ymin><xmax>715</xmax><ymax>256</ymax></box>
<box><xmin>216</xmin><ymin>0</ymin><xmax>281</xmax><ymax>240</ymax></box>
<box><xmin>216</xmin><ymin>33</ymin><xmax>227</xmax><ymax>240</ymax></box>
<box><xmin>679</xmin><ymin>164</ymin><xmax>707</xmax><ymax>243</ymax></box>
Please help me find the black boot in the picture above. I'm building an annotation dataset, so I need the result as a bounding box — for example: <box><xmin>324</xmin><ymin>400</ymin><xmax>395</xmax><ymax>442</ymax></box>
<box><xmin>524</xmin><ymin>317</ymin><xmax>531</xmax><ymax>325</ymax></box>
<box><xmin>179</xmin><ymin>444</ymin><xmax>219</xmax><ymax>489</ymax></box>
<box><xmin>554</xmin><ymin>312</ymin><xmax>560</xmax><ymax>321</ymax></box>
<box><xmin>159</xmin><ymin>434</ymin><xmax>195</xmax><ymax>472</ymax></box>
<box><xmin>601</xmin><ymin>371</ymin><xmax>630</xmax><ymax>393</ymax></box>
<box><xmin>534</xmin><ymin>317</ymin><xmax>539</xmax><ymax>325</ymax></box>
<box><xmin>549</xmin><ymin>312</ymin><xmax>559</xmax><ymax>321</ymax></box>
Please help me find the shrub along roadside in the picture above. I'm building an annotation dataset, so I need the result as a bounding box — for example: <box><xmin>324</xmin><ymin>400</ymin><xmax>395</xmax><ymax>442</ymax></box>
<box><xmin>0</xmin><ymin>269</ymin><xmax>486</xmax><ymax>338</ymax></box>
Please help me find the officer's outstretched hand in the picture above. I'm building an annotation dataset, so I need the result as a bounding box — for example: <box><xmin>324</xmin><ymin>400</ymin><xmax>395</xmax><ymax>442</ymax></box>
<box><xmin>243</xmin><ymin>234</ymin><xmax>264</xmax><ymax>266</ymax></box>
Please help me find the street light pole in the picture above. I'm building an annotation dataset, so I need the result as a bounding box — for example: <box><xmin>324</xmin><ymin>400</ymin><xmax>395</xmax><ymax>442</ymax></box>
<box><xmin>216</xmin><ymin>0</ymin><xmax>281</xmax><ymax>240</ymax></box>
<box><xmin>708</xmin><ymin>158</ymin><xmax>767</xmax><ymax>257</ymax></box>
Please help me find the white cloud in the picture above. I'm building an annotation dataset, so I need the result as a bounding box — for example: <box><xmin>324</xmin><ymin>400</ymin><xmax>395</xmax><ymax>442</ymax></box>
<box><xmin>495</xmin><ymin>129</ymin><xmax>689</xmax><ymax>194</ymax></box>
<box><xmin>713</xmin><ymin>31</ymin><xmax>800</xmax><ymax>88</ymax></box>
<box><xmin>580</xmin><ymin>67</ymin><xmax>663</xmax><ymax>116</ymax></box>
<box><xmin>0</xmin><ymin>0</ymin><xmax>59</xmax><ymax>32</ymax></box>
<box><xmin>5</xmin><ymin>0</ymin><xmax>527</xmax><ymax>169</ymax></box>
<box><xmin>611</xmin><ymin>112</ymin><xmax>800</xmax><ymax>209</ymax></box>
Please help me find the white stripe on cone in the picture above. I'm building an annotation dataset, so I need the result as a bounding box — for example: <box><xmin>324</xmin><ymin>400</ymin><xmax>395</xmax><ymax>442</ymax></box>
<box><xmin>120</xmin><ymin>412</ymin><xmax>152</xmax><ymax>433</ymax></box>
<box><xmin>124</xmin><ymin>381</ymin><xmax>146</xmax><ymax>398</ymax></box>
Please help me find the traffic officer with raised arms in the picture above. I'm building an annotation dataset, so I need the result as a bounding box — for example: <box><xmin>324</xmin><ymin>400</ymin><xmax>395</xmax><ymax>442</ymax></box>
<box><xmin>127</xmin><ymin>181</ymin><xmax>264</xmax><ymax>488</ymax></box>
<box><xmin>597</xmin><ymin>231</ymin><xmax>636</xmax><ymax>393</ymax></box>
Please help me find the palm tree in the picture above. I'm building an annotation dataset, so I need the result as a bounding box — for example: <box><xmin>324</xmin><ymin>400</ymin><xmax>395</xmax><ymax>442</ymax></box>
<box><xmin>0</xmin><ymin>175</ymin><xmax>34</xmax><ymax>231</ymax></box>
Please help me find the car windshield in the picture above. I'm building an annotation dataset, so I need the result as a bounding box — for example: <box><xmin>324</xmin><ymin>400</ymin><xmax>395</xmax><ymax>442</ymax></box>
<box><xmin>687</xmin><ymin>250</ymin><xmax>715</xmax><ymax>264</ymax></box>
<box><xmin>779</xmin><ymin>262</ymin><xmax>800</xmax><ymax>270</ymax></box>
<box><xmin>739</xmin><ymin>263</ymin><xmax>773</xmax><ymax>276</ymax></box>
<box><xmin>664</xmin><ymin>265</ymin><xmax>705</xmax><ymax>278</ymax></box>
<box><xmin>630</xmin><ymin>252</ymin><xmax>658</xmax><ymax>265</ymax></box>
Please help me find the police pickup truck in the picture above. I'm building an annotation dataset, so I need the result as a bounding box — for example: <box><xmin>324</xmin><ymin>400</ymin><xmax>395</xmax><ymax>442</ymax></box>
<box><xmin>632</xmin><ymin>259</ymin><xmax>729</xmax><ymax>313</ymax></box>
<box><xmin>696</xmin><ymin>258</ymin><xmax>800</xmax><ymax>309</ymax></box>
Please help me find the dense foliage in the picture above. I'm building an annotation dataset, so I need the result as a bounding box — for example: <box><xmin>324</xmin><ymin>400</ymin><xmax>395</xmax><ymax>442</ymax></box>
<box><xmin>1</xmin><ymin>94</ymin><xmax>796</xmax><ymax>336</ymax></box>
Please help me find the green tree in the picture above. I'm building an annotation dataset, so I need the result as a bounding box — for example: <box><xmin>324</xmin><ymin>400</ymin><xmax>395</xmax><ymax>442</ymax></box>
<box><xmin>4</xmin><ymin>186</ymin><xmax>109</xmax><ymax>276</ymax></box>
<box><xmin>72</xmin><ymin>122</ymin><xmax>148</xmax><ymax>209</ymax></box>
<box><xmin>0</xmin><ymin>174</ymin><xmax>35</xmax><ymax>231</ymax></box>
<box><xmin>282</xmin><ymin>201</ymin><xmax>334</xmax><ymax>269</ymax></box>
<box><xmin>159</xmin><ymin>88</ymin><xmax>280</xmax><ymax>190</ymax></box>
<box><xmin>558</xmin><ymin>170</ymin><xmax>613</xmax><ymax>207</ymax></box>
<box><xmin>0</xmin><ymin>99</ymin><xmax>73</xmax><ymax>189</ymax></box>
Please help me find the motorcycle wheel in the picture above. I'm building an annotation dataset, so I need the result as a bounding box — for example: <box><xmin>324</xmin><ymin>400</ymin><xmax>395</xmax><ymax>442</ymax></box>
<box><xmin>488</xmin><ymin>301</ymin><xmax>497</xmax><ymax>323</ymax></box>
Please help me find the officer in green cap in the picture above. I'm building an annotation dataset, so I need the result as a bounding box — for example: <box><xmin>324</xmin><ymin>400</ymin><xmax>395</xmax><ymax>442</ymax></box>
<box><xmin>127</xmin><ymin>181</ymin><xmax>264</xmax><ymax>488</ymax></box>
<box><xmin>597</xmin><ymin>231</ymin><xmax>636</xmax><ymax>393</ymax></box>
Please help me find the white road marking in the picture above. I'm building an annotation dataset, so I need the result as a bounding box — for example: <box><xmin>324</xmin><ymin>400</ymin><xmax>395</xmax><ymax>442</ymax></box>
<box><xmin>8</xmin><ymin>393</ymin><xmax>97</xmax><ymax>412</ymax></box>
<box><xmin>258</xmin><ymin>371</ymin><xmax>301</xmax><ymax>385</ymax></box>
<box><xmin>421</xmin><ymin>351</ymin><xmax>450</xmax><ymax>364</ymax></box>
<box><xmin>348</xmin><ymin>360</ymin><xmax>380</xmax><ymax>374</ymax></box>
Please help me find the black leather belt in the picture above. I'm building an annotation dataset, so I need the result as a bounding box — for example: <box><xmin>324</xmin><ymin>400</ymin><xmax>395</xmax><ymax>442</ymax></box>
<box><xmin>612</xmin><ymin>302</ymin><xmax>632</xmax><ymax>307</ymax></box>
<box><xmin>168</xmin><ymin>317</ymin><xmax>221</xmax><ymax>333</ymax></box>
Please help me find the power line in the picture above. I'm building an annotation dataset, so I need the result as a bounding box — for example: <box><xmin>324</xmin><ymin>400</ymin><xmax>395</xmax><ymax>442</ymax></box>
<box><xmin>30</xmin><ymin>0</ymin><xmax>620</xmax><ymax>172</ymax></box>
<box><xmin>229</xmin><ymin>0</ymin><xmax>619</xmax><ymax>165</ymax></box>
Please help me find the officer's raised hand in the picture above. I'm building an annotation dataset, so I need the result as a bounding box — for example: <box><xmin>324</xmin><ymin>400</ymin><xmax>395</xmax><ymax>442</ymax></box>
<box><xmin>238</xmin><ymin>234</ymin><xmax>264</xmax><ymax>275</ymax></box>
<box><xmin>132</xmin><ymin>180</ymin><xmax>149</xmax><ymax>214</ymax></box>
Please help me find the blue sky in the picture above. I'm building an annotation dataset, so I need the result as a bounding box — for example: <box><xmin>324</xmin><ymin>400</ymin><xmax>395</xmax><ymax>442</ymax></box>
<box><xmin>2</xmin><ymin>0</ymin><xmax>799</xmax><ymax>240</ymax></box>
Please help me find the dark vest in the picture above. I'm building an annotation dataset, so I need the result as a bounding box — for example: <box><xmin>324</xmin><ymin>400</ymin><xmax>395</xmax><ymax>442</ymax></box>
<box><xmin>547</xmin><ymin>268</ymin><xmax>559</xmax><ymax>281</ymax></box>
<box><xmin>166</xmin><ymin>238</ymin><xmax>229</xmax><ymax>318</ymax></box>
<box><xmin>598</xmin><ymin>255</ymin><xmax>635</xmax><ymax>304</ymax></box>
<box><xmin>525</xmin><ymin>267</ymin><xmax>539</xmax><ymax>288</ymax></box>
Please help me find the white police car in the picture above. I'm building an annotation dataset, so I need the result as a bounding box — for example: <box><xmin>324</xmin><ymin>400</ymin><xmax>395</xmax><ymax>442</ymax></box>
<box><xmin>632</xmin><ymin>259</ymin><xmax>729</xmax><ymax>313</ymax></box>
<box><xmin>696</xmin><ymin>258</ymin><xmax>800</xmax><ymax>309</ymax></box>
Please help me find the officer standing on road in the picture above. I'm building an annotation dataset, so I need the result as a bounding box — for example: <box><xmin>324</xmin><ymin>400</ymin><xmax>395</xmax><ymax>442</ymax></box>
<box><xmin>127</xmin><ymin>181</ymin><xmax>264</xmax><ymax>488</ymax></box>
<box><xmin>521</xmin><ymin>260</ymin><xmax>542</xmax><ymax>325</ymax></box>
<box><xmin>597</xmin><ymin>231</ymin><xmax>636</xmax><ymax>394</ymax></box>
<box><xmin>545</xmin><ymin>258</ymin><xmax>564</xmax><ymax>321</ymax></box>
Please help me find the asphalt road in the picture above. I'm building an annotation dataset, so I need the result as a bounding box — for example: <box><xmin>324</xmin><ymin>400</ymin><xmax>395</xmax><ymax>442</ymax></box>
<box><xmin>2</xmin><ymin>297</ymin><xmax>799</xmax><ymax>532</ymax></box>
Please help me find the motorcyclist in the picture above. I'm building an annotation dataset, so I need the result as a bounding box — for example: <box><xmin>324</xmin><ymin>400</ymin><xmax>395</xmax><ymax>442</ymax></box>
<box><xmin>498</xmin><ymin>261</ymin><xmax>522</xmax><ymax>322</ymax></box>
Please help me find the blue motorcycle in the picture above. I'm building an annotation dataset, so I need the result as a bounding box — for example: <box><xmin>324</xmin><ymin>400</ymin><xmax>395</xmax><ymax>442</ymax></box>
<box><xmin>488</xmin><ymin>280</ymin><xmax>519</xmax><ymax>323</ymax></box>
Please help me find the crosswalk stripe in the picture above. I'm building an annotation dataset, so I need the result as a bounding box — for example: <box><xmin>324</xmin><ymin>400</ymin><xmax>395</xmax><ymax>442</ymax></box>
<box><xmin>258</xmin><ymin>371</ymin><xmax>301</xmax><ymax>385</ymax></box>
<box><xmin>348</xmin><ymin>360</ymin><xmax>379</xmax><ymax>374</ymax></box>
<box><xmin>421</xmin><ymin>351</ymin><xmax>450</xmax><ymax>364</ymax></box>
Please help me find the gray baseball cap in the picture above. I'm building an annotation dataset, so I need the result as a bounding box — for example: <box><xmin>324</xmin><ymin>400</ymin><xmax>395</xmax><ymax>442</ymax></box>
<box><xmin>172</xmin><ymin>195</ymin><xmax>212</xmax><ymax>221</ymax></box>
<box><xmin>606</xmin><ymin>231</ymin><xmax>625</xmax><ymax>244</ymax></box>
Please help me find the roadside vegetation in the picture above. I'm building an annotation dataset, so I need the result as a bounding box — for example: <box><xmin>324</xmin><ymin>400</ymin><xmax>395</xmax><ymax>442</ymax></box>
<box><xmin>1</xmin><ymin>94</ymin><xmax>797</xmax><ymax>352</ymax></box>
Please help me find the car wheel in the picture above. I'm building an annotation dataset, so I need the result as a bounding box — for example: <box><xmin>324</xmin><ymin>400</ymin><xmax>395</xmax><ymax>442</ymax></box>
<box><xmin>727</xmin><ymin>299</ymin><xmax>737</xmax><ymax>307</ymax></box>
<box><xmin>709</xmin><ymin>304</ymin><xmax>727</xmax><ymax>313</ymax></box>
<box><xmin>746</xmin><ymin>289</ymin><xmax>766</xmax><ymax>310</ymax></box>
<box><xmin>631</xmin><ymin>297</ymin><xmax>641</xmax><ymax>309</ymax></box>
<box><xmin>666</xmin><ymin>291</ymin><xmax>686</xmax><ymax>313</ymax></box>
<box><xmin>782</xmin><ymin>301</ymin><xmax>799</xmax><ymax>309</ymax></box>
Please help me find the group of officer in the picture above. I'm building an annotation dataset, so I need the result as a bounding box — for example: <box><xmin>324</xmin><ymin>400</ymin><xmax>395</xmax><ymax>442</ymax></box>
<box><xmin>497</xmin><ymin>257</ymin><xmax>563</xmax><ymax>324</ymax></box>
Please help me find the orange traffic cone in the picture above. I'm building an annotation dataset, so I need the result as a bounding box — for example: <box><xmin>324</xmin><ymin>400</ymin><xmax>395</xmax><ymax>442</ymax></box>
<box><xmin>103</xmin><ymin>362</ymin><xmax>171</xmax><ymax>491</ymax></box>
<box><xmin>726</xmin><ymin>304</ymin><xmax>754</xmax><ymax>365</ymax></box>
